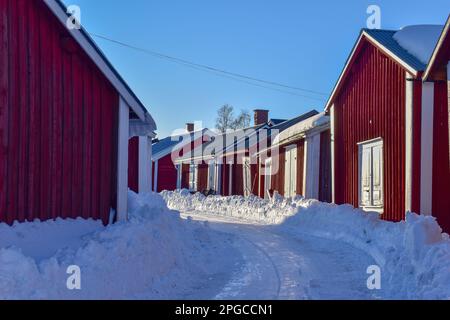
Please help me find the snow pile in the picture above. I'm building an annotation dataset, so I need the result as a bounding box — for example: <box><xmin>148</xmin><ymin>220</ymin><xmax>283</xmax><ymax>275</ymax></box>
<box><xmin>161</xmin><ymin>189</ymin><xmax>314</xmax><ymax>224</ymax></box>
<box><xmin>162</xmin><ymin>191</ymin><xmax>450</xmax><ymax>299</ymax></box>
<box><xmin>393</xmin><ymin>25</ymin><xmax>443</xmax><ymax>64</ymax></box>
<box><xmin>0</xmin><ymin>191</ymin><xmax>228</xmax><ymax>300</ymax></box>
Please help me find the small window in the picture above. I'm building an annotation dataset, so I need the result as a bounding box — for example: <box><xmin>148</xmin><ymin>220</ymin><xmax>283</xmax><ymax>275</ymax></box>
<box><xmin>358</xmin><ymin>138</ymin><xmax>384</xmax><ymax>212</ymax></box>
<box><xmin>189</xmin><ymin>163</ymin><xmax>198</xmax><ymax>192</ymax></box>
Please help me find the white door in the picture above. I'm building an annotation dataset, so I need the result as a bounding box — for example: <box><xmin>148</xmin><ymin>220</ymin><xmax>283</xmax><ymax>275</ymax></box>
<box><xmin>284</xmin><ymin>146</ymin><xmax>297</xmax><ymax>198</ymax></box>
<box><xmin>264</xmin><ymin>158</ymin><xmax>272</xmax><ymax>199</ymax></box>
<box><xmin>208</xmin><ymin>161</ymin><xmax>215</xmax><ymax>191</ymax></box>
<box><xmin>243</xmin><ymin>157</ymin><xmax>252</xmax><ymax>197</ymax></box>
<box><xmin>359</xmin><ymin>139</ymin><xmax>384</xmax><ymax>212</ymax></box>
<box><xmin>214</xmin><ymin>164</ymin><xmax>222</xmax><ymax>195</ymax></box>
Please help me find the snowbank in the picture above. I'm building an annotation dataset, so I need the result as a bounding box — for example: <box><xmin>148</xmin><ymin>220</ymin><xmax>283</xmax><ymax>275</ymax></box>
<box><xmin>162</xmin><ymin>190</ymin><xmax>450</xmax><ymax>299</ymax></box>
<box><xmin>161</xmin><ymin>189</ymin><xmax>313</xmax><ymax>224</ymax></box>
<box><xmin>393</xmin><ymin>25</ymin><xmax>443</xmax><ymax>64</ymax></box>
<box><xmin>0</xmin><ymin>191</ymin><xmax>232</xmax><ymax>300</ymax></box>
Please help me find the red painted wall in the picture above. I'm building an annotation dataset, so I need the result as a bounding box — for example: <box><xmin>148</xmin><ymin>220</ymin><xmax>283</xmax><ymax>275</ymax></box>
<box><xmin>155</xmin><ymin>154</ymin><xmax>177</xmax><ymax>192</ymax></box>
<box><xmin>0</xmin><ymin>0</ymin><xmax>118</xmax><ymax>225</ymax></box>
<box><xmin>319</xmin><ymin>130</ymin><xmax>332</xmax><ymax>202</ymax></box>
<box><xmin>197</xmin><ymin>164</ymin><xmax>208</xmax><ymax>192</ymax></box>
<box><xmin>333</xmin><ymin>41</ymin><xmax>406</xmax><ymax>221</ymax></box>
<box><xmin>128</xmin><ymin>137</ymin><xmax>139</xmax><ymax>193</ymax></box>
<box><xmin>433</xmin><ymin>80</ymin><xmax>450</xmax><ymax>231</ymax></box>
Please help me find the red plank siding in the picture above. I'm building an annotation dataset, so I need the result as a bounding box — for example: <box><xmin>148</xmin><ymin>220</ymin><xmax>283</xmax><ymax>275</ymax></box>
<box><xmin>319</xmin><ymin>130</ymin><xmax>332</xmax><ymax>202</ymax></box>
<box><xmin>333</xmin><ymin>41</ymin><xmax>407</xmax><ymax>221</ymax></box>
<box><xmin>296</xmin><ymin>140</ymin><xmax>305</xmax><ymax>197</ymax></box>
<box><xmin>433</xmin><ymin>81</ymin><xmax>450</xmax><ymax>231</ymax></box>
<box><xmin>197</xmin><ymin>164</ymin><xmax>208</xmax><ymax>192</ymax></box>
<box><xmin>156</xmin><ymin>154</ymin><xmax>178</xmax><ymax>192</ymax></box>
<box><xmin>128</xmin><ymin>137</ymin><xmax>139</xmax><ymax>193</ymax></box>
<box><xmin>0</xmin><ymin>0</ymin><xmax>119</xmax><ymax>225</ymax></box>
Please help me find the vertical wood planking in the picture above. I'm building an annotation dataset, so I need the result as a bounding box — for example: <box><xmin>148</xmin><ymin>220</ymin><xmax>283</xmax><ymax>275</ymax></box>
<box><xmin>0</xmin><ymin>0</ymin><xmax>8</xmax><ymax>222</ymax></box>
<box><xmin>334</xmin><ymin>40</ymin><xmax>406</xmax><ymax>221</ymax></box>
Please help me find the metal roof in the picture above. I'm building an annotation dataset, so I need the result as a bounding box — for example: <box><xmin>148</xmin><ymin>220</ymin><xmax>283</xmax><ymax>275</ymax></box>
<box><xmin>363</xmin><ymin>28</ymin><xmax>427</xmax><ymax>71</ymax></box>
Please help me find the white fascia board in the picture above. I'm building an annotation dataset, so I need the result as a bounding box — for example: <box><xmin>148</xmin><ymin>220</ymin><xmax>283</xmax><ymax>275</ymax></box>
<box><xmin>423</xmin><ymin>18</ymin><xmax>450</xmax><ymax>81</ymax></box>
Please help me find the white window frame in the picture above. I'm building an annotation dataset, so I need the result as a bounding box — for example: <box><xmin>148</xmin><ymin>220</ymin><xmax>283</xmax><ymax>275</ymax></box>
<box><xmin>243</xmin><ymin>157</ymin><xmax>252</xmax><ymax>197</ymax></box>
<box><xmin>358</xmin><ymin>138</ymin><xmax>384</xmax><ymax>213</ymax></box>
<box><xmin>264</xmin><ymin>158</ymin><xmax>272</xmax><ymax>199</ymax></box>
<box><xmin>189</xmin><ymin>163</ymin><xmax>198</xmax><ymax>192</ymax></box>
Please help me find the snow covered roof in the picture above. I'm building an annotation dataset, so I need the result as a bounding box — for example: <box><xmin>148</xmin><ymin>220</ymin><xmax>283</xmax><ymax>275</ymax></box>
<box><xmin>325</xmin><ymin>26</ymin><xmax>443</xmax><ymax>112</ymax></box>
<box><xmin>393</xmin><ymin>25</ymin><xmax>444</xmax><ymax>65</ymax></box>
<box><xmin>272</xmin><ymin>112</ymin><xmax>329</xmax><ymax>147</ymax></box>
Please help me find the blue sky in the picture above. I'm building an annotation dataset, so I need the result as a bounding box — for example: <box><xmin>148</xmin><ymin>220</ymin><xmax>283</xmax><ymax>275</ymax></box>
<box><xmin>63</xmin><ymin>0</ymin><xmax>449</xmax><ymax>137</ymax></box>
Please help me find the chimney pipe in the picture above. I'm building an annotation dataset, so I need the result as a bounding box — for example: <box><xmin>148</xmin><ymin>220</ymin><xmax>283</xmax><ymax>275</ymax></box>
<box><xmin>254</xmin><ymin>109</ymin><xmax>269</xmax><ymax>126</ymax></box>
<box><xmin>186</xmin><ymin>123</ymin><xmax>195</xmax><ymax>133</ymax></box>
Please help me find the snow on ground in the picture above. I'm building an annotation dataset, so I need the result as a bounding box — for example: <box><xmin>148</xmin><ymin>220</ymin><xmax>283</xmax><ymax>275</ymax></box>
<box><xmin>393</xmin><ymin>25</ymin><xmax>443</xmax><ymax>64</ymax></box>
<box><xmin>162</xmin><ymin>190</ymin><xmax>450</xmax><ymax>300</ymax></box>
<box><xmin>0</xmin><ymin>191</ymin><xmax>239</xmax><ymax>300</ymax></box>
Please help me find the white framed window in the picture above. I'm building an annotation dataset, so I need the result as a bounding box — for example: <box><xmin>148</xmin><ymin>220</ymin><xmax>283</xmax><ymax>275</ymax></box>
<box><xmin>243</xmin><ymin>157</ymin><xmax>252</xmax><ymax>197</ymax></box>
<box><xmin>264</xmin><ymin>158</ymin><xmax>272</xmax><ymax>199</ymax></box>
<box><xmin>358</xmin><ymin>138</ymin><xmax>384</xmax><ymax>212</ymax></box>
<box><xmin>189</xmin><ymin>163</ymin><xmax>198</xmax><ymax>192</ymax></box>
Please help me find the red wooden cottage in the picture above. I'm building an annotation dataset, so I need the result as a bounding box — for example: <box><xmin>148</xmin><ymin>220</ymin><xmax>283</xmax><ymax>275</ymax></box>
<box><xmin>258</xmin><ymin>112</ymin><xmax>331</xmax><ymax>202</ymax></box>
<box><xmin>325</xmin><ymin>25</ymin><xmax>449</xmax><ymax>230</ymax></box>
<box><xmin>423</xmin><ymin>16</ymin><xmax>450</xmax><ymax>232</ymax></box>
<box><xmin>152</xmin><ymin>124</ymin><xmax>210</xmax><ymax>193</ymax></box>
<box><xmin>0</xmin><ymin>0</ymin><xmax>156</xmax><ymax>225</ymax></box>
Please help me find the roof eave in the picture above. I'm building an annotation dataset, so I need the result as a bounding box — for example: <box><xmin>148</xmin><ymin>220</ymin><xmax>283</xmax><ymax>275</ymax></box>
<box><xmin>423</xmin><ymin>15</ymin><xmax>450</xmax><ymax>81</ymax></box>
<box><xmin>324</xmin><ymin>30</ymin><xmax>420</xmax><ymax>113</ymax></box>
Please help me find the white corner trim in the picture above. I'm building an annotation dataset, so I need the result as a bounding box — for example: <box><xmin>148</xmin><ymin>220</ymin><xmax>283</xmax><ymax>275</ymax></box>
<box><xmin>153</xmin><ymin>160</ymin><xmax>159</xmax><ymax>192</ymax></box>
<box><xmin>420</xmin><ymin>82</ymin><xmax>434</xmax><ymax>215</ymax></box>
<box><xmin>405</xmin><ymin>74</ymin><xmax>414</xmax><ymax>213</ymax></box>
<box><xmin>138</xmin><ymin>136</ymin><xmax>152</xmax><ymax>194</ymax></box>
<box><xmin>330</xmin><ymin>104</ymin><xmax>336</xmax><ymax>203</ymax></box>
<box><xmin>43</xmin><ymin>0</ymin><xmax>152</xmax><ymax>123</ymax></box>
<box><xmin>117</xmin><ymin>97</ymin><xmax>130</xmax><ymax>221</ymax></box>
<box><xmin>304</xmin><ymin>133</ymin><xmax>321</xmax><ymax>200</ymax></box>
<box><xmin>176</xmin><ymin>164</ymin><xmax>182</xmax><ymax>190</ymax></box>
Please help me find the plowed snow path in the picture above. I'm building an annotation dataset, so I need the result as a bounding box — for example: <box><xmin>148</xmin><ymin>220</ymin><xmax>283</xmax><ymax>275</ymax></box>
<box><xmin>181</xmin><ymin>211</ymin><xmax>381</xmax><ymax>300</ymax></box>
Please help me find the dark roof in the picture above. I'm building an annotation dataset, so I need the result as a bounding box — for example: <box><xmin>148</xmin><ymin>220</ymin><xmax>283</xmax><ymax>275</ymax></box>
<box><xmin>268</xmin><ymin>119</ymin><xmax>287</xmax><ymax>126</ymax></box>
<box><xmin>363</xmin><ymin>28</ymin><xmax>427</xmax><ymax>71</ymax></box>
<box><xmin>152</xmin><ymin>129</ymin><xmax>208</xmax><ymax>156</ymax></box>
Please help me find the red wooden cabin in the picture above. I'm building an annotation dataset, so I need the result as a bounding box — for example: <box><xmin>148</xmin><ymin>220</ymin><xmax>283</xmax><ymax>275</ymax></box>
<box><xmin>0</xmin><ymin>0</ymin><xmax>156</xmax><ymax>225</ymax></box>
<box><xmin>152</xmin><ymin>124</ymin><xmax>210</xmax><ymax>193</ymax></box>
<box><xmin>325</xmin><ymin>25</ymin><xmax>449</xmax><ymax>231</ymax></box>
<box><xmin>423</xmin><ymin>16</ymin><xmax>450</xmax><ymax>232</ymax></box>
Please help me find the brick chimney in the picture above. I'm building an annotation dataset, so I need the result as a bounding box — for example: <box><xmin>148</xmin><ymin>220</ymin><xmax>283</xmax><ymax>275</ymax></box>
<box><xmin>186</xmin><ymin>123</ymin><xmax>195</xmax><ymax>133</ymax></box>
<box><xmin>254</xmin><ymin>109</ymin><xmax>269</xmax><ymax>126</ymax></box>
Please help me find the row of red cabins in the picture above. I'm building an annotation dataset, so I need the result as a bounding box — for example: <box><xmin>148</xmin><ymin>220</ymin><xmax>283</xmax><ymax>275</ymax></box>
<box><xmin>153</xmin><ymin>17</ymin><xmax>450</xmax><ymax>232</ymax></box>
<box><xmin>0</xmin><ymin>1</ymin><xmax>448</xmax><ymax>234</ymax></box>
